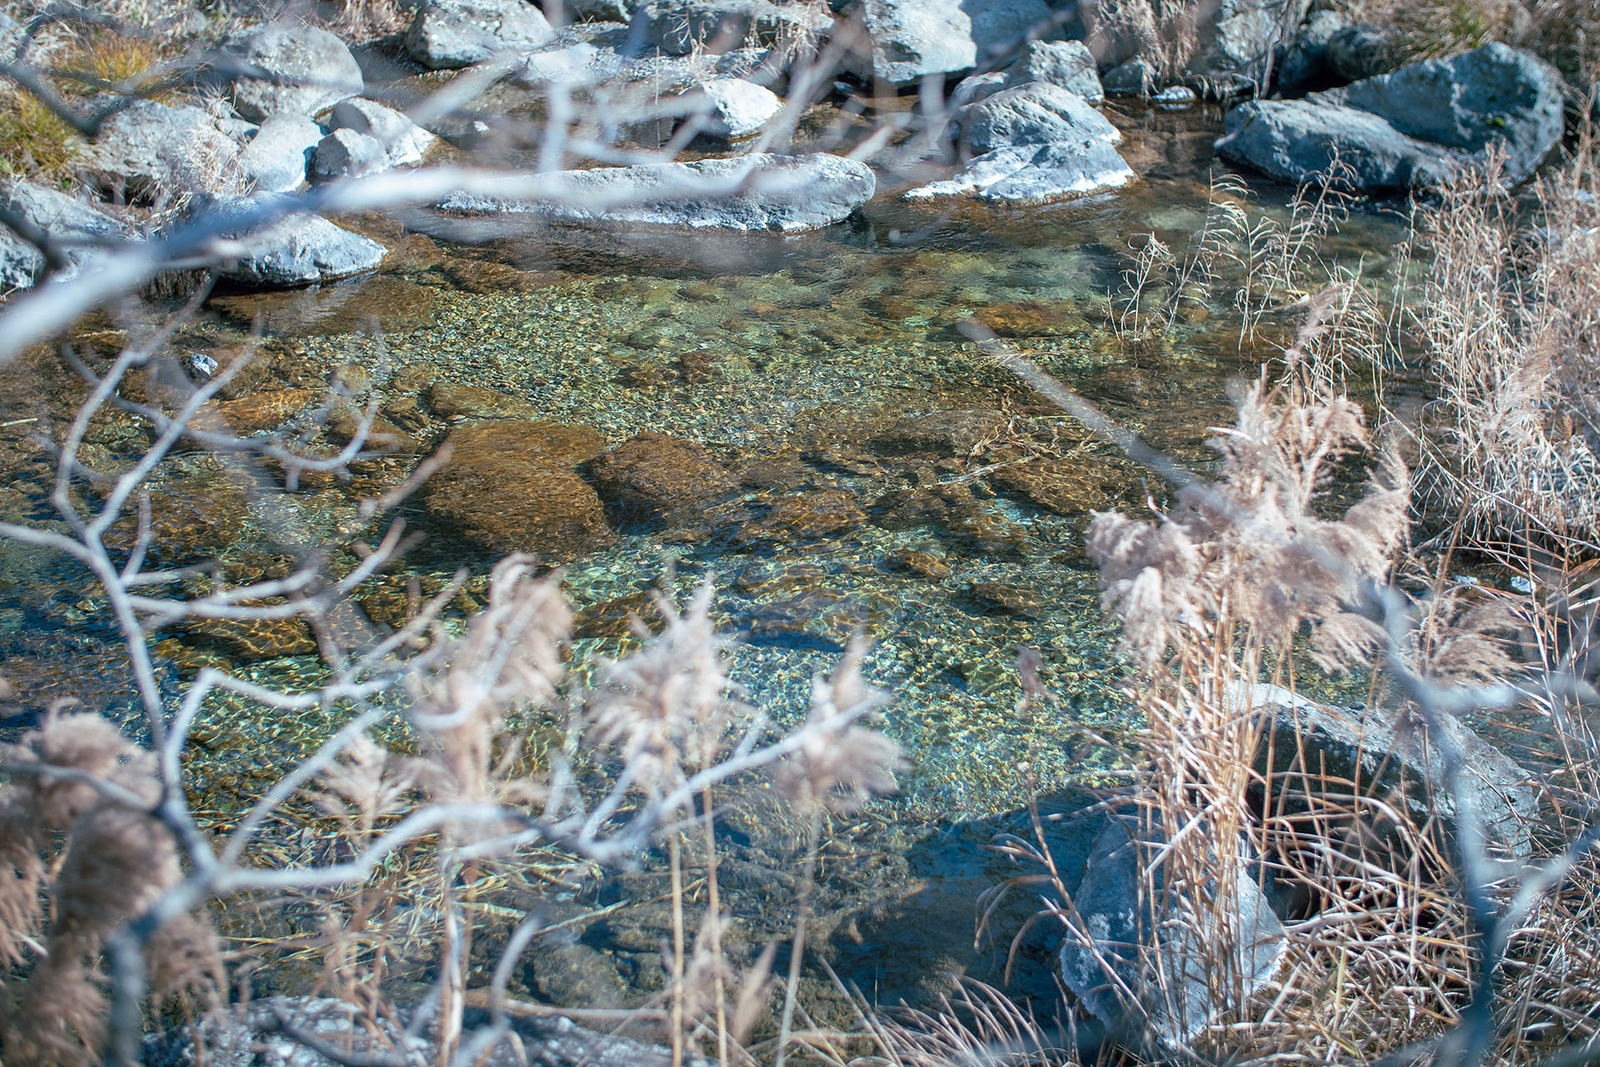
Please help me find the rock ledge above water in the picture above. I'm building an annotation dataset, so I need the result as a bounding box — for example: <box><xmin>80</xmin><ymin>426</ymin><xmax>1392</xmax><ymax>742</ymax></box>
<box><xmin>436</xmin><ymin>152</ymin><xmax>875</xmax><ymax>232</ymax></box>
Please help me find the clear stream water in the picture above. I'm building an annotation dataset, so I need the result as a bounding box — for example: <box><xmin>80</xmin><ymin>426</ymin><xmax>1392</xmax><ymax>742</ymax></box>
<box><xmin>0</xmin><ymin>102</ymin><xmax>1416</xmax><ymax>1030</ymax></box>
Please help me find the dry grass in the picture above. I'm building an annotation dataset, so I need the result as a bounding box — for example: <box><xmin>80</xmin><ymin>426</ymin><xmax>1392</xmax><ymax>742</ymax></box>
<box><xmin>1035</xmin><ymin>148</ymin><xmax>1600</xmax><ymax>1062</ymax></box>
<box><xmin>0</xmin><ymin>86</ymin><xmax>83</xmax><ymax>183</ymax></box>
<box><xmin>0</xmin><ymin>711</ymin><xmax>222</xmax><ymax>1065</ymax></box>
<box><xmin>1350</xmin><ymin>0</ymin><xmax>1600</xmax><ymax>83</ymax></box>
<box><xmin>1392</xmin><ymin>142</ymin><xmax>1600</xmax><ymax>559</ymax></box>
<box><xmin>0</xmin><ymin>27</ymin><xmax>172</xmax><ymax>184</ymax></box>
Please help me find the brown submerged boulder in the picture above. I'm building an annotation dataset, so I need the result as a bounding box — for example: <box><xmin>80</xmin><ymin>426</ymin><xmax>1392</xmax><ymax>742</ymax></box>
<box><xmin>588</xmin><ymin>432</ymin><xmax>738</xmax><ymax>529</ymax></box>
<box><xmin>420</xmin><ymin>420</ymin><xmax>614</xmax><ymax>561</ymax></box>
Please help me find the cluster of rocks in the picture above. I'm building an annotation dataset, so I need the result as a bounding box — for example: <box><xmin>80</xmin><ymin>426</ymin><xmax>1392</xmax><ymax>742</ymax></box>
<box><xmin>1216</xmin><ymin>40</ymin><xmax>1566</xmax><ymax>190</ymax></box>
<box><xmin>0</xmin><ymin>23</ymin><xmax>440</xmax><ymax>291</ymax></box>
<box><xmin>3</xmin><ymin>0</ymin><xmax>1586</xmax><ymax>298</ymax></box>
<box><xmin>909</xmin><ymin>42</ymin><xmax>1133</xmax><ymax>202</ymax></box>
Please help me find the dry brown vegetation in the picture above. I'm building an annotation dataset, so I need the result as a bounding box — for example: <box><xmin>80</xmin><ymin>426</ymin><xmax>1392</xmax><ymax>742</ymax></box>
<box><xmin>1350</xmin><ymin>0</ymin><xmax>1600</xmax><ymax>81</ymax></box>
<box><xmin>1006</xmin><ymin>106</ymin><xmax>1600</xmax><ymax>1060</ymax></box>
<box><xmin>1396</xmin><ymin>145</ymin><xmax>1600</xmax><ymax>561</ymax></box>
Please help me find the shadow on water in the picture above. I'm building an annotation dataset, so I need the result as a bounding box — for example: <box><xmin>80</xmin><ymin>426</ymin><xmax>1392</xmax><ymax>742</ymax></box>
<box><xmin>822</xmin><ymin>787</ymin><xmax>1110</xmax><ymax>1014</ymax></box>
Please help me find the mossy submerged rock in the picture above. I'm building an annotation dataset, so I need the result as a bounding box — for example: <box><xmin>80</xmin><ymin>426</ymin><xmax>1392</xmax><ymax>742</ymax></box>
<box><xmin>588</xmin><ymin>432</ymin><xmax>738</xmax><ymax>527</ymax></box>
<box><xmin>183</xmin><ymin>615</ymin><xmax>318</xmax><ymax>662</ymax></box>
<box><xmin>868</xmin><ymin>408</ymin><xmax>1006</xmax><ymax>456</ymax></box>
<box><xmin>427</xmin><ymin>380</ymin><xmax>540</xmax><ymax>420</ymax></box>
<box><xmin>420</xmin><ymin>420</ymin><xmax>614</xmax><ymax>560</ymax></box>
<box><xmin>207</xmin><ymin>388</ymin><xmax>322</xmax><ymax>436</ymax></box>
<box><xmin>734</xmin><ymin>487</ymin><xmax>867</xmax><ymax>546</ymax></box>
<box><xmin>104</xmin><ymin>462</ymin><xmax>252</xmax><ymax>562</ymax></box>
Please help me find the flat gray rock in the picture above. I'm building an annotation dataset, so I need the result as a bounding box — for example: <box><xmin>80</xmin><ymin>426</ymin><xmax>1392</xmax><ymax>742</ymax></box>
<box><xmin>1240</xmin><ymin>682</ymin><xmax>1539</xmax><ymax>859</ymax></box>
<box><xmin>1005</xmin><ymin>39</ymin><xmax>1103</xmax><ymax>104</ymax></box>
<box><xmin>405</xmin><ymin>0</ymin><xmax>555</xmax><ymax>69</ymax></box>
<box><xmin>954</xmin><ymin>82</ymin><xmax>1120</xmax><ymax>156</ymax></box>
<box><xmin>1059</xmin><ymin>812</ymin><xmax>1287</xmax><ymax>1046</ymax></box>
<box><xmin>141</xmin><ymin>995</ymin><xmax>696</xmax><ymax>1066</ymax></box>
<box><xmin>238</xmin><ymin>114</ymin><xmax>322</xmax><ymax>194</ymax></box>
<box><xmin>512</xmin><ymin>39</ymin><xmax>772</xmax><ymax>90</ymax></box>
<box><xmin>82</xmin><ymin>100</ymin><xmax>248</xmax><ymax>198</ymax></box>
<box><xmin>204</xmin><ymin>196</ymin><xmax>387</xmax><ymax>287</ymax></box>
<box><xmin>226</xmin><ymin>25</ymin><xmax>363</xmax><ymax>122</ymax></box>
<box><xmin>846</xmin><ymin>0</ymin><xmax>1056</xmax><ymax>86</ymax></box>
<box><xmin>639</xmin><ymin>0</ymin><xmax>831</xmax><ymax>57</ymax></box>
<box><xmin>1217</xmin><ymin>42</ymin><xmax>1563</xmax><ymax>190</ymax></box>
<box><xmin>0</xmin><ymin>180</ymin><xmax>128</xmax><ymax>292</ymax></box>
<box><xmin>436</xmin><ymin>152</ymin><xmax>874</xmax><ymax>231</ymax></box>
<box><xmin>905</xmin><ymin>139</ymin><xmax>1134</xmax><ymax>201</ymax></box>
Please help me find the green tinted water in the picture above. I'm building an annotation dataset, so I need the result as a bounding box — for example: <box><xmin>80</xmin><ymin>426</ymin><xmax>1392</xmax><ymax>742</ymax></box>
<box><xmin>0</xmin><ymin>103</ymin><xmax>1410</xmax><ymax>1022</ymax></box>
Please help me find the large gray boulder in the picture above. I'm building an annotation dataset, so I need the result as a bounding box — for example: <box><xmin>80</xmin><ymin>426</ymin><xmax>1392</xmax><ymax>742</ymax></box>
<box><xmin>639</xmin><ymin>0</ymin><xmax>832</xmax><ymax>57</ymax></box>
<box><xmin>1059</xmin><ymin>812</ymin><xmax>1287</xmax><ymax>1046</ymax></box>
<box><xmin>82</xmin><ymin>100</ymin><xmax>250</xmax><ymax>199</ymax></box>
<box><xmin>237</xmin><ymin>114</ymin><xmax>322</xmax><ymax>194</ymax></box>
<box><xmin>226</xmin><ymin>25</ymin><xmax>363</xmax><ymax>122</ymax></box>
<box><xmin>845</xmin><ymin>0</ymin><xmax>1056</xmax><ymax>87</ymax></box>
<box><xmin>1005</xmin><ymin>39</ymin><xmax>1103</xmax><ymax>104</ymax></box>
<box><xmin>203</xmin><ymin>196</ymin><xmax>388</xmax><ymax>287</ymax></box>
<box><xmin>1196</xmin><ymin>0</ymin><xmax>1307</xmax><ymax>80</ymax></box>
<box><xmin>0</xmin><ymin>180</ymin><xmax>128</xmax><ymax>292</ymax></box>
<box><xmin>954</xmin><ymin>82</ymin><xmax>1120</xmax><ymax>156</ymax></box>
<box><xmin>405</xmin><ymin>0</ymin><xmax>555</xmax><ymax>69</ymax></box>
<box><xmin>1216</xmin><ymin>44</ymin><xmax>1564</xmax><ymax>190</ymax></box>
<box><xmin>1324</xmin><ymin>22</ymin><xmax>1394</xmax><ymax>83</ymax></box>
<box><xmin>435</xmin><ymin>152</ymin><xmax>874</xmax><ymax>231</ymax></box>
<box><xmin>905</xmin><ymin>138</ymin><xmax>1134</xmax><ymax>201</ymax></box>
<box><xmin>1239</xmin><ymin>682</ymin><xmax>1539</xmax><ymax>859</ymax></box>
<box><xmin>1214</xmin><ymin>96</ymin><xmax>1465</xmax><ymax>190</ymax></box>
<box><xmin>1324</xmin><ymin>42</ymin><xmax>1563</xmax><ymax>183</ymax></box>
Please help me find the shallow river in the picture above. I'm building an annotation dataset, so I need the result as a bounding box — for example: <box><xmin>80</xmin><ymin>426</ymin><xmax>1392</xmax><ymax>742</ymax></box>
<box><xmin>0</xmin><ymin>101</ymin><xmax>1412</xmax><ymax>1030</ymax></box>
